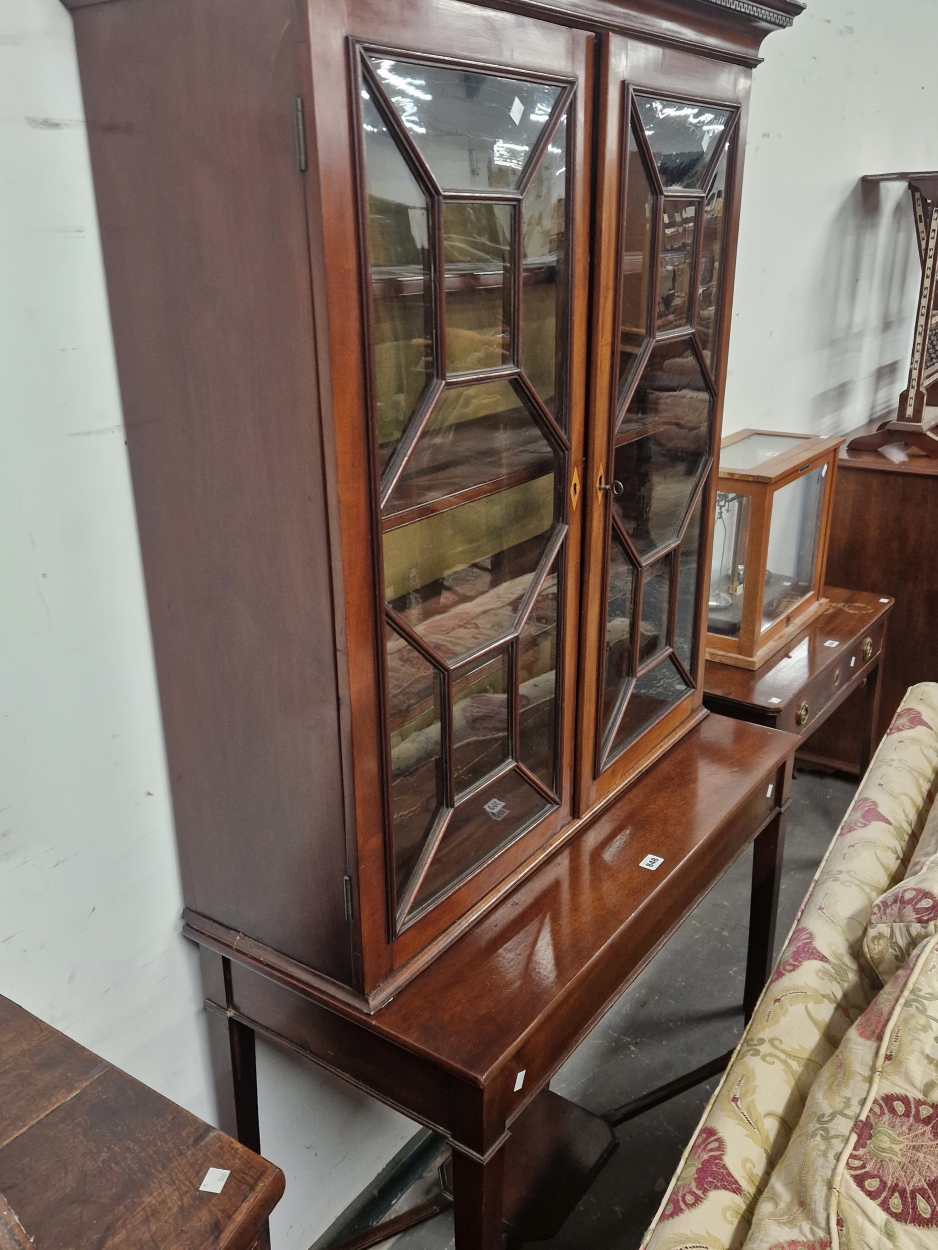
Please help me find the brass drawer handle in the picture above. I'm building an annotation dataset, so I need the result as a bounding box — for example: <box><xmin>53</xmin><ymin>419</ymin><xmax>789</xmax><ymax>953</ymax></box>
<box><xmin>833</xmin><ymin>669</ymin><xmax>841</xmax><ymax>689</ymax></box>
<box><xmin>863</xmin><ymin>637</ymin><xmax>873</xmax><ymax>662</ymax></box>
<box><xmin>796</xmin><ymin>702</ymin><xmax>810</xmax><ymax>727</ymax></box>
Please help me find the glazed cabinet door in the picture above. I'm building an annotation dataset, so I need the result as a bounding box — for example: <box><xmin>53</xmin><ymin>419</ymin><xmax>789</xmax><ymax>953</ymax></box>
<box><xmin>303</xmin><ymin>0</ymin><xmax>591</xmax><ymax>992</ymax></box>
<box><xmin>577</xmin><ymin>34</ymin><xmax>749</xmax><ymax>813</ymax></box>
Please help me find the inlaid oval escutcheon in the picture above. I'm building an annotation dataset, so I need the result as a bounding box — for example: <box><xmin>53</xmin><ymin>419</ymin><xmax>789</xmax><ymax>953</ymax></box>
<box><xmin>863</xmin><ymin>637</ymin><xmax>873</xmax><ymax>661</ymax></box>
<box><xmin>796</xmin><ymin>702</ymin><xmax>810</xmax><ymax>727</ymax></box>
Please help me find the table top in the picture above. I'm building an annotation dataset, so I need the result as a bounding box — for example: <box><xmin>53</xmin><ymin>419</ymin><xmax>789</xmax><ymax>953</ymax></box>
<box><xmin>839</xmin><ymin>421</ymin><xmax>938</xmax><ymax>477</ymax></box>
<box><xmin>0</xmin><ymin>995</ymin><xmax>283</xmax><ymax>1250</ymax></box>
<box><xmin>277</xmin><ymin>715</ymin><xmax>798</xmax><ymax>1084</ymax></box>
<box><xmin>704</xmin><ymin>588</ymin><xmax>893</xmax><ymax>712</ymax></box>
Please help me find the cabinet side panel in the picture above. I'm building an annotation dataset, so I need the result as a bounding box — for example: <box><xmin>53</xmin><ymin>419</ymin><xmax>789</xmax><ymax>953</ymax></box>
<box><xmin>71</xmin><ymin>0</ymin><xmax>353</xmax><ymax>984</ymax></box>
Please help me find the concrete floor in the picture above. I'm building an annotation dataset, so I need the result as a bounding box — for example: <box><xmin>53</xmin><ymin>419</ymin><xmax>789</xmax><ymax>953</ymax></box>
<box><xmin>379</xmin><ymin>768</ymin><xmax>857</xmax><ymax>1250</ymax></box>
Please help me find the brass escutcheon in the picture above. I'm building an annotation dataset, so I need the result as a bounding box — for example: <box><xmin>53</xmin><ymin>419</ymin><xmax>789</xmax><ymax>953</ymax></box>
<box><xmin>863</xmin><ymin>637</ymin><xmax>873</xmax><ymax>661</ymax></box>
<box><xmin>796</xmin><ymin>702</ymin><xmax>810</xmax><ymax>727</ymax></box>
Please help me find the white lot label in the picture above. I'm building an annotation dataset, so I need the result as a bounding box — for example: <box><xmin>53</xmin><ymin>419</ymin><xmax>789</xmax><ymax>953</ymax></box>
<box><xmin>200</xmin><ymin>1168</ymin><xmax>230</xmax><ymax>1194</ymax></box>
<box><xmin>484</xmin><ymin>799</ymin><xmax>508</xmax><ymax>821</ymax></box>
<box><xmin>766</xmin><ymin>784</ymin><xmax>774</xmax><ymax>799</ymax></box>
<box><xmin>514</xmin><ymin>1069</ymin><xmax>526</xmax><ymax>1092</ymax></box>
<box><xmin>509</xmin><ymin>97</ymin><xmax>525</xmax><ymax>126</ymax></box>
<box><xmin>824</xmin><ymin>639</ymin><xmax>839</xmax><ymax>648</ymax></box>
<box><xmin>768</xmin><ymin>697</ymin><xmax>782</xmax><ymax>705</ymax></box>
<box><xmin>640</xmin><ymin>854</ymin><xmax>664</xmax><ymax>871</ymax></box>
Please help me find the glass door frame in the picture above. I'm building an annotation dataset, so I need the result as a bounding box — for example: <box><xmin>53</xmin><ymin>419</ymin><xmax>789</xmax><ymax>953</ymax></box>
<box><xmin>576</xmin><ymin>33</ymin><xmax>750</xmax><ymax>816</ymax></box>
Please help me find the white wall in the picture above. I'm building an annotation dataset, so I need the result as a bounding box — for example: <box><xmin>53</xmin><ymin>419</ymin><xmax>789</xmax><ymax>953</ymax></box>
<box><xmin>0</xmin><ymin>1</ymin><xmax>934</xmax><ymax>1249</ymax></box>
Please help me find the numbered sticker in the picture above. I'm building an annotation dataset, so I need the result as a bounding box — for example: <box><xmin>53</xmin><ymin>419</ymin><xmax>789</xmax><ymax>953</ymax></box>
<box><xmin>768</xmin><ymin>697</ymin><xmax>782</xmax><ymax>705</ymax></box>
<box><xmin>824</xmin><ymin>639</ymin><xmax>839</xmax><ymax>648</ymax></box>
<box><xmin>200</xmin><ymin>1168</ymin><xmax>230</xmax><ymax>1194</ymax></box>
<box><xmin>766</xmin><ymin>784</ymin><xmax>774</xmax><ymax>799</ymax></box>
<box><xmin>509</xmin><ymin>97</ymin><xmax>524</xmax><ymax>126</ymax></box>
<box><xmin>484</xmin><ymin>798</ymin><xmax>508</xmax><ymax>822</ymax></box>
<box><xmin>514</xmin><ymin>1069</ymin><xmax>526</xmax><ymax>1092</ymax></box>
<box><xmin>640</xmin><ymin>854</ymin><xmax>664</xmax><ymax>871</ymax></box>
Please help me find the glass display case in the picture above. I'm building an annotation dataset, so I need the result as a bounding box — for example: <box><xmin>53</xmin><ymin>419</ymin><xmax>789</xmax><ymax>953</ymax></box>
<box><xmin>706</xmin><ymin>429</ymin><xmax>843</xmax><ymax>669</ymax></box>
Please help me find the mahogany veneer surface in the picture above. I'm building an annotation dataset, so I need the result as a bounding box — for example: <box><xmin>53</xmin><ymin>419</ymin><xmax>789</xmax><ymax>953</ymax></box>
<box><xmin>0</xmin><ymin>995</ymin><xmax>284</xmax><ymax>1250</ymax></box>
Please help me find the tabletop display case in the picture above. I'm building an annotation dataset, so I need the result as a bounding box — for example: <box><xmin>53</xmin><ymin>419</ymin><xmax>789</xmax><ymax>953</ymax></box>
<box><xmin>706</xmin><ymin>429</ymin><xmax>843</xmax><ymax>669</ymax></box>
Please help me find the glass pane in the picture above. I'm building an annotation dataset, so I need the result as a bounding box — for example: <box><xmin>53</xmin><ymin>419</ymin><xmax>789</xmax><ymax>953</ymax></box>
<box><xmin>361</xmin><ymin>90</ymin><xmax>434</xmax><ymax>472</ymax></box>
<box><xmin>675</xmin><ymin>493</ymin><xmax>703</xmax><ymax>670</ymax></box>
<box><xmin>444</xmin><ymin>202</ymin><xmax>511</xmax><ymax>374</ymax></box>
<box><xmin>412</xmin><ymin>770</ymin><xmax>552</xmax><ymax>911</ymax></box>
<box><xmin>614</xmin><ymin>342</ymin><xmax>711</xmax><ymax>558</ymax></box>
<box><xmin>697</xmin><ymin>142</ymin><xmax>730</xmax><ymax>367</ymax></box>
<box><xmin>618</xmin><ymin>124</ymin><xmax>655</xmax><ymax>408</ymax></box>
<box><xmin>518</xmin><ymin>561</ymin><xmax>559</xmax><ymax>792</ymax></box>
<box><xmin>609</xmin><ymin>655</ymin><xmax>690</xmax><ymax>760</ymax></box>
<box><xmin>761</xmin><ymin>466</ymin><xmax>827</xmax><ymax>633</ymax></box>
<box><xmin>453</xmin><ymin>653</ymin><xmax>510</xmax><ymax>797</ymax></box>
<box><xmin>719</xmin><ymin>433</ymin><xmax>812</xmax><ymax>473</ymax></box>
<box><xmin>385</xmin><ymin>624</ymin><xmax>444</xmax><ymax>900</ymax></box>
<box><xmin>640</xmin><ymin>556</ymin><xmax>671</xmax><ymax>665</ymax></box>
<box><xmin>635</xmin><ymin>95</ymin><xmax>732</xmax><ymax>190</ymax></box>
<box><xmin>522</xmin><ymin>112</ymin><xmax>567</xmax><ymax>420</ymax></box>
<box><xmin>602</xmin><ymin>532</ymin><xmax>637</xmax><ymax>736</ymax></box>
<box><xmin>368</xmin><ymin>57</ymin><xmax>562</xmax><ymax>192</ymax></box>
<box><xmin>658</xmin><ymin>199</ymin><xmax>696</xmax><ymax>332</ymax></box>
<box><xmin>708</xmin><ymin>491</ymin><xmax>750</xmax><ymax>639</ymax></box>
<box><xmin>384</xmin><ymin>427</ymin><xmax>556</xmax><ymax>667</ymax></box>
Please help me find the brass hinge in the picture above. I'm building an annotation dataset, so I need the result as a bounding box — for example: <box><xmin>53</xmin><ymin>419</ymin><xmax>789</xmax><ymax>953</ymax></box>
<box><xmin>294</xmin><ymin>97</ymin><xmax>307</xmax><ymax>173</ymax></box>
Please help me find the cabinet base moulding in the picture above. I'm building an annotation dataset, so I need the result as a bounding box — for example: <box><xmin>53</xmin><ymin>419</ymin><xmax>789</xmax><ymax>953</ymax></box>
<box><xmin>706</xmin><ymin>598</ymin><xmax>829</xmax><ymax>670</ymax></box>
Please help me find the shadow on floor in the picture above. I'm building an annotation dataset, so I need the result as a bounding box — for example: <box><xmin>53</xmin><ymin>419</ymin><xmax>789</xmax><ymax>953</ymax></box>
<box><xmin>375</xmin><ymin>769</ymin><xmax>857</xmax><ymax>1250</ymax></box>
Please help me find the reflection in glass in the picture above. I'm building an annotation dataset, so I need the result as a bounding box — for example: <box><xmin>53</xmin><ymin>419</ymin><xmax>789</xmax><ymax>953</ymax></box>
<box><xmin>385</xmin><ymin>624</ymin><xmax>444</xmax><ymax>899</ymax></box>
<box><xmin>761</xmin><ymin>466</ymin><xmax>827</xmax><ymax>633</ymax></box>
<box><xmin>708</xmin><ymin>491</ymin><xmax>750</xmax><ymax>639</ymax></box>
<box><xmin>368</xmin><ymin>57</ymin><xmax>562</xmax><ymax>192</ymax></box>
<box><xmin>453</xmin><ymin>653</ymin><xmax>510</xmax><ymax>796</ymax></box>
<box><xmin>641</xmin><ymin>557</ymin><xmax>671</xmax><ymax>664</ymax></box>
<box><xmin>522</xmin><ymin>114</ymin><xmax>568</xmax><ymax>419</ymax></box>
<box><xmin>384</xmin><ymin>498</ymin><xmax>556</xmax><ymax>667</ymax></box>
<box><xmin>635</xmin><ymin>95</ymin><xmax>731</xmax><ymax>190</ymax></box>
<box><xmin>412</xmin><ymin>770</ymin><xmax>552</xmax><ymax>912</ymax></box>
<box><xmin>675</xmin><ymin>493</ymin><xmax>702</xmax><ymax>670</ymax></box>
<box><xmin>444</xmin><ymin>202</ymin><xmax>511</xmax><ymax>374</ymax></box>
<box><xmin>361</xmin><ymin>90</ymin><xmax>434</xmax><ymax>471</ymax></box>
<box><xmin>719</xmin><ymin>433</ymin><xmax>810</xmax><ymax>473</ymax></box>
<box><xmin>658</xmin><ymin>199</ymin><xmax>697</xmax><ymax>332</ymax></box>
<box><xmin>618</xmin><ymin>124</ymin><xmax>655</xmax><ymax>408</ymax></box>
<box><xmin>610</xmin><ymin>656</ymin><xmax>690</xmax><ymax>759</ymax></box>
<box><xmin>614</xmin><ymin>342</ymin><xmax>711</xmax><ymax>558</ymax></box>
<box><xmin>697</xmin><ymin>143</ymin><xmax>730</xmax><ymax>366</ymax></box>
<box><xmin>384</xmin><ymin>379</ymin><xmax>555</xmax><ymax>521</ymax></box>
<box><xmin>602</xmin><ymin>533</ymin><xmax>636</xmax><ymax>736</ymax></box>
<box><xmin>518</xmin><ymin>562</ymin><xmax>559</xmax><ymax>792</ymax></box>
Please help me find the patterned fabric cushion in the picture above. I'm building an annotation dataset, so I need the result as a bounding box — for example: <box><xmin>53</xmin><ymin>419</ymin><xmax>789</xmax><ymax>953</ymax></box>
<box><xmin>742</xmin><ymin>933</ymin><xmax>938</xmax><ymax>1249</ymax></box>
<box><xmin>642</xmin><ymin>684</ymin><xmax>938</xmax><ymax>1250</ymax></box>
<box><xmin>864</xmin><ymin>852</ymin><xmax>938</xmax><ymax>983</ymax></box>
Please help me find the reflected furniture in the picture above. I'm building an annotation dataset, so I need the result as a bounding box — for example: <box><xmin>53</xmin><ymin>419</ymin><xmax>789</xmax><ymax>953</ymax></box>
<box><xmin>62</xmin><ymin>0</ymin><xmax>800</xmax><ymax>1013</ymax></box>
<box><xmin>806</xmin><ymin>425</ymin><xmax>938</xmax><ymax>762</ymax></box>
<box><xmin>705</xmin><ymin>587</ymin><xmax>892</xmax><ymax>776</ymax></box>
<box><xmin>642</xmin><ymin>684</ymin><xmax>938</xmax><ymax>1250</ymax></box>
<box><xmin>849</xmin><ymin>173</ymin><xmax>938</xmax><ymax>458</ymax></box>
<box><xmin>205</xmin><ymin>715</ymin><xmax>797</xmax><ymax>1250</ymax></box>
<box><xmin>706</xmin><ymin>429</ymin><xmax>843</xmax><ymax>669</ymax></box>
<box><xmin>0</xmin><ymin>993</ymin><xmax>284</xmax><ymax>1250</ymax></box>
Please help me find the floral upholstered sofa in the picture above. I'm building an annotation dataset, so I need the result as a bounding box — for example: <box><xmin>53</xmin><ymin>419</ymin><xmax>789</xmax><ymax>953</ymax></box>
<box><xmin>642</xmin><ymin>682</ymin><xmax>938</xmax><ymax>1250</ymax></box>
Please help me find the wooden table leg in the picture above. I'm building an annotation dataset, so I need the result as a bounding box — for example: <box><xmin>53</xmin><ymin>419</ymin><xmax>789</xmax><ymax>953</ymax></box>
<box><xmin>744</xmin><ymin>809</ymin><xmax>787</xmax><ymax>1021</ymax></box>
<box><xmin>451</xmin><ymin>1143</ymin><xmax>506</xmax><ymax>1250</ymax></box>
<box><xmin>859</xmin><ymin>660</ymin><xmax>884</xmax><ymax>777</ymax></box>
<box><xmin>228</xmin><ymin>1015</ymin><xmax>271</xmax><ymax>1250</ymax></box>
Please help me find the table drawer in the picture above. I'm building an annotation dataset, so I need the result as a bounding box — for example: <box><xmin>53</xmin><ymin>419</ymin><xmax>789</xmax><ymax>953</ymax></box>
<box><xmin>779</xmin><ymin>617</ymin><xmax>885</xmax><ymax>736</ymax></box>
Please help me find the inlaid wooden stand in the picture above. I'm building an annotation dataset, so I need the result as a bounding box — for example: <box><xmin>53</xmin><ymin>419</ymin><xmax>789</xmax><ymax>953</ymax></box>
<box><xmin>197</xmin><ymin>716</ymin><xmax>797</xmax><ymax>1250</ymax></box>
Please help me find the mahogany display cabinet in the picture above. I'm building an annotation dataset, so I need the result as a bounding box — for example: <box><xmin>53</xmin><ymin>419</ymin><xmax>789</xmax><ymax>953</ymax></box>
<box><xmin>706</xmin><ymin>429</ymin><xmax>843</xmax><ymax>670</ymax></box>
<box><xmin>62</xmin><ymin>0</ymin><xmax>802</xmax><ymax>1010</ymax></box>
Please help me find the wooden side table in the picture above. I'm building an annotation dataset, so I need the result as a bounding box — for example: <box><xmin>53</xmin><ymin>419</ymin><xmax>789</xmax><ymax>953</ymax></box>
<box><xmin>704</xmin><ymin>588</ymin><xmax>893</xmax><ymax>776</ymax></box>
<box><xmin>0</xmin><ymin>995</ymin><xmax>284</xmax><ymax>1250</ymax></box>
<box><xmin>193</xmin><ymin>715</ymin><xmax>798</xmax><ymax>1250</ymax></box>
